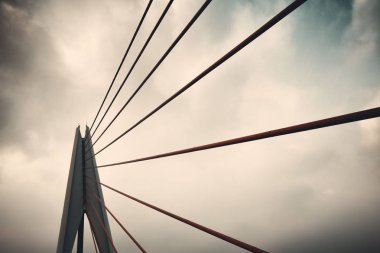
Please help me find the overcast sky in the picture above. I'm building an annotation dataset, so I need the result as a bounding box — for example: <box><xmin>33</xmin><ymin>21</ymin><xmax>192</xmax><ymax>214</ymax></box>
<box><xmin>0</xmin><ymin>0</ymin><xmax>379</xmax><ymax>252</ymax></box>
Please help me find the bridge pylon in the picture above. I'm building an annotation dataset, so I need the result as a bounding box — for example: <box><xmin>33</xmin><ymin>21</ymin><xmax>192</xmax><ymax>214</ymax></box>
<box><xmin>57</xmin><ymin>126</ymin><xmax>114</xmax><ymax>253</ymax></box>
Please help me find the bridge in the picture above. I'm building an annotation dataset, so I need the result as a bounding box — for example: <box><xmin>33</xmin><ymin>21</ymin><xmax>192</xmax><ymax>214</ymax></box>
<box><xmin>56</xmin><ymin>0</ymin><xmax>380</xmax><ymax>252</ymax></box>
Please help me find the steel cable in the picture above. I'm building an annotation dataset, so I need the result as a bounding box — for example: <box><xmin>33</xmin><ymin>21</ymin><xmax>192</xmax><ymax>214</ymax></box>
<box><xmin>88</xmin><ymin>201</ymin><xmax>119</xmax><ymax>253</ymax></box>
<box><xmin>89</xmin><ymin>0</ymin><xmax>174</xmax><ymax>143</ymax></box>
<box><xmin>86</xmin><ymin>107</ymin><xmax>380</xmax><ymax>168</ymax></box>
<box><xmin>89</xmin><ymin>0</ymin><xmax>308</xmax><ymax>159</ymax></box>
<box><xmin>89</xmin><ymin>0</ymin><xmax>213</xmax><ymax>149</ymax></box>
<box><xmin>87</xmin><ymin>0</ymin><xmax>153</xmax><ymax>139</ymax></box>
<box><xmin>87</xmin><ymin>177</ymin><xmax>268</xmax><ymax>253</ymax></box>
<box><xmin>91</xmin><ymin>192</ymin><xmax>147</xmax><ymax>253</ymax></box>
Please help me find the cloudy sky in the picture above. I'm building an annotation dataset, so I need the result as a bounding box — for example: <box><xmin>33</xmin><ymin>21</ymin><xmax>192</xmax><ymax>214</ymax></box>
<box><xmin>0</xmin><ymin>0</ymin><xmax>379</xmax><ymax>252</ymax></box>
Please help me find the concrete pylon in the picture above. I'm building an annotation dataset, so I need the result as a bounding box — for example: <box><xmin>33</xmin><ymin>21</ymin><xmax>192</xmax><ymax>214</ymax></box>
<box><xmin>57</xmin><ymin>126</ymin><xmax>114</xmax><ymax>253</ymax></box>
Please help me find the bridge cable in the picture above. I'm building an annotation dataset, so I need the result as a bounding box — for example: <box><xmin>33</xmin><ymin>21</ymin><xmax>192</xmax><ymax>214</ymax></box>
<box><xmin>89</xmin><ymin>0</ymin><xmax>174</xmax><ymax>143</ymax></box>
<box><xmin>88</xmin><ymin>201</ymin><xmax>119</xmax><ymax>253</ymax></box>
<box><xmin>87</xmin><ymin>0</ymin><xmax>153</xmax><ymax>139</ymax></box>
<box><xmin>87</xmin><ymin>107</ymin><xmax>380</xmax><ymax>168</ymax></box>
<box><xmin>87</xmin><ymin>0</ymin><xmax>308</xmax><ymax>159</ymax></box>
<box><xmin>90</xmin><ymin>227</ymin><xmax>99</xmax><ymax>253</ymax></box>
<box><xmin>87</xmin><ymin>215</ymin><xmax>106</xmax><ymax>253</ymax></box>
<box><xmin>88</xmin><ymin>0</ymin><xmax>213</xmax><ymax>149</ymax></box>
<box><xmin>86</xmin><ymin>176</ymin><xmax>268</xmax><ymax>253</ymax></box>
<box><xmin>91</xmin><ymin>192</ymin><xmax>147</xmax><ymax>253</ymax></box>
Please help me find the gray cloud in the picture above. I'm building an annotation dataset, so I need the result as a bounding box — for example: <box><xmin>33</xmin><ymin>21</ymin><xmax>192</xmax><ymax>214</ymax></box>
<box><xmin>0</xmin><ymin>0</ymin><xmax>379</xmax><ymax>252</ymax></box>
<box><xmin>0</xmin><ymin>0</ymin><xmax>74</xmax><ymax>155</ymax></box>
<box><xmin>343</xmin><ymin>0</ymin><xmax>380</xmax><ymax>72</ymax></box>
<box><xmin>278</xmin><ymin>210</ymin><xmax>380</xmax><ymax>253</ymax></box>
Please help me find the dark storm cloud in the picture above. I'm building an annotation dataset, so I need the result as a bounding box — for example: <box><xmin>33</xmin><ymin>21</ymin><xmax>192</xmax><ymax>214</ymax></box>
<box><xmin>0</xmin><ymin>1</ymin><xmax>32</xmax><ymax>144</ymax></box>
<box><xmin>349</xmin><ymin>0</ymin><xmax>380</xmax><ymax>54</ymax></box>
<box><xmin>292</xmin><ymin>0</ymin><xmax>353</xmax><ymax>59</ymax></box>
<box><xmin>0</xmin><ymin>0</ymin><xmax>69</xmax><ymax>152</ymax></box>
<box><xmin>0</xmin><ymin>91</ymin><xmax>12</xmax><ymax>131</ymax></box>
<box><xmin>278</xmin><ymin>211</ymin><xmax>380</xmax><ymax>253</ymax></box>
<box><xmin>365</xmin><ymin>1</ymin><xmax>380</xmax><ymax>50</ymax></box>
<box><xmin>272</xmin><ymin>132</ymin><xmax>380</xmax><ymax>253</ymax></box>
<box><xmin>0</xmin><ymin>0</ymin><xmax>36</xmax><ymax>70</ymax></box>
